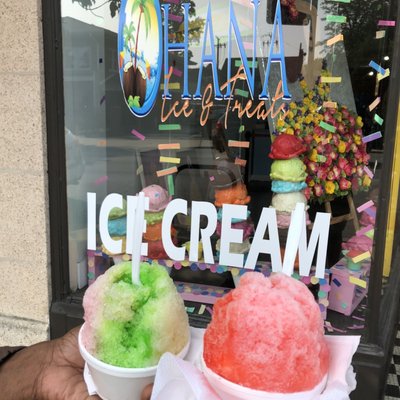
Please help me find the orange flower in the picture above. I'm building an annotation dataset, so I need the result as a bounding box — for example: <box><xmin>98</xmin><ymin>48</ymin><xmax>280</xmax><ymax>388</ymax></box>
<box><xmin>310</xmin><ymin>149</ymin><xmax>318</xmax><ymax>162</ymax></box>
<box><xmin>325</xmin><ymin>181</ymin><xmax>335</xmax><ymax>194</ymax></box>
<box><xmin>313</xmin><ymin>134</ymin><xmax>322</xmax><ymax>144</ymax></box>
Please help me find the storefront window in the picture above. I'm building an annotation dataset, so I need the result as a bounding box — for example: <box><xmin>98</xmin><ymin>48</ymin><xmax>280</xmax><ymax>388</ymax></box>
<box><xmin>61</xmin><ymin>0</ymin><xmax>398</xmax><ymax>337</ymax></box>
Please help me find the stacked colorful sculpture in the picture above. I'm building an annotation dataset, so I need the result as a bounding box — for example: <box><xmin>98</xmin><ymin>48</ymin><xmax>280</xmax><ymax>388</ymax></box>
<box><xmin>142</xmin><ymin>184</ymin><xmax>177</xmax><ymax>260</ymax></box>
<box><xmin>269</xmin><ymin>134</ymin><xmax>309</xmax><ymax>228</ymax></box>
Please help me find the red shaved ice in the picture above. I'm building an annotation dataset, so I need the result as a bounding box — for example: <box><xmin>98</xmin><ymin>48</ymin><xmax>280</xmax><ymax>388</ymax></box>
<box><xmin>203</xmin><ymin>272</ymin><xmax>329</xmax><ymax>393</ymax></box>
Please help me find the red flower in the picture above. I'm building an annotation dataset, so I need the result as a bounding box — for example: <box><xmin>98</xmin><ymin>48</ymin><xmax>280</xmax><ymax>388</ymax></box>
<box><xmin>324</xmin><ymin>156</ymin><xmax>333</xmax><ymax>167</ymax></box>
<box><xmin>332</xmin><ymin>134</ymin><xmax>340</xmax><ymax>146</ymax></box>
<box><xmin>333</xmin><ymin>166</ymin><xmax>341</xmax><ymax>179</ymax></box>
<box><xmin>342</xmin><ymin>108</ymin><xmax>350</xmax><ymax>118</ymax></box>
<box><xmin>289</xmin><ymin>6</ymin><xmax>298</xmax><ymax>16</ymax></box>
<box><xmin>339</xmin><ymin>178</ymin><xmax>352</xmax><ymax>190</ymax></box>
<box><xmin>344</xmin><ymin>163</ymin><xmax>353</xmax><ymax>176</ymax></box>
<box><xmin>338</xmin><ymin>157</ymin><xmax>348</xmax><ymax>170</ymax></box>
<box><xmin>352</xmin><ymin>177</ymin><xmax>360</xmax><ymax>191</ymax></box>
<box><xmin>362</xmin><ymin>152</ymin><xmax>370</xmax><ymax>164</ymax></box>
<box><xmin>314</xmin><ymin>184</ymin><xmax>324</xmax><ymax>197</ymax></box>
<box><xmin>329</xmin><ymin>151</ymin><xmax>338</xmax><ymax>161</ymax></box>
<box><xmin>355</xmin><ymin>150</ymin><xmax>364</xmax><ymax>162</ymax></box>
<box><xmin>327</xmin><ymin>170</ymin><xmax>335</xmax><ymax>180</ymax></box>
<box><xmin>337</xmin><ymin>123</ymin><xmax>345</xmax><ymax>134</ymax></box>
<box><xmin>304</xmin><ymin>134</ymin><xmax>314</xmax><ymax>145</ymax></box>
<box><xmin>308</xmin><ymin>162</ymin><xmax>318</xmax><ymax>173</ymax></box>
<box><xmin>317</xmin><ymin>167</ymin><xmax>328</xmax><ymax>180</ymax></box>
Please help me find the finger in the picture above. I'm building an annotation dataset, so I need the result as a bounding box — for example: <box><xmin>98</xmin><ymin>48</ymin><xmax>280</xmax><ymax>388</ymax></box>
<box><xmin>141</xmin><ymin>383</ymin><xmax>154</xmax><ymax>400</ymax></box>
<box><xmin>71</xmin><ymin>379</ymin><xmax>102</xmax><ymax>400</ymax></box>
<box><xmin>68</xmin><ymin>325</ymin><xmax>82</xmax><ymax>338</ymax></box>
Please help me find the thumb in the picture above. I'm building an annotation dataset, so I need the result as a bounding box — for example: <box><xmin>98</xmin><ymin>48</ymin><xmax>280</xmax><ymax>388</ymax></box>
<box><xmin>141</xmin><ymin>383</ymin><xmax>154</xmax><ymax>400</ymax></box>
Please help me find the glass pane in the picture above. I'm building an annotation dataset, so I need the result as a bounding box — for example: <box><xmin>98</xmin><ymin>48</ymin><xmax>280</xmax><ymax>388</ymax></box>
<box><xmin>61</xmin><ymin>0</ymin><xmax>398</xmax><ymax>337</ymax></box>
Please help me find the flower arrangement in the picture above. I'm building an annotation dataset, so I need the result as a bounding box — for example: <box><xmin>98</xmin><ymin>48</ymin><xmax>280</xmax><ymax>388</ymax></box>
<box><xmin>281</xmin><ymin>0</ymin><xmax>299</xmax><ymax>21</ymax></box>
<box><xmin>276</xmin><ymin>72</ymin><xmax>372</xmax><ymax>202</ymax></box>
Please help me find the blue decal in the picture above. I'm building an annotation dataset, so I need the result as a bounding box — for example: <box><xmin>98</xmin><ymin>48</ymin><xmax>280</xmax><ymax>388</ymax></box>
<box><xmin>161</xmin><ymin>3</ymin><xmax>191</xmax><ymax>100</ymax></box>
<box><xmin>259</xmin><ymin>0</ymin><xmax>292</xmax><ymax>100</ymax></box>
<box><xmin>193</xmin><ymin>3</ymin><xmax>223</xmax><ymax>100</ymax></box>
<box><xmin>225</xmin><ymin>0</ymin><xmax>260</xmax><ymax>100</ymax></box>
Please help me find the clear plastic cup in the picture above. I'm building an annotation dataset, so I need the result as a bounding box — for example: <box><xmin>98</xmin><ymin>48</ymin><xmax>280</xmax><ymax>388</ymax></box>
<box><xmin>201</xmin><ymin>356</ymin><xmax>327</xmax><ymax>400</ymax></box>
<box><xmin>78</xmin><ymin>324</ymin><xmax>190</xmax><ymax>400</ymax></box>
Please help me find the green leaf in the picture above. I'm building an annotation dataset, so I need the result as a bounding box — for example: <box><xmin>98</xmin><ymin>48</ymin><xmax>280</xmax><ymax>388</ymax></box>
<box><xmin>128</xmin><ymin>95</ymin><xmax>135</xmax><ymax>107</ymax></box>
<box><xmin>128</xmin><ymin>95</ymin><xmax>141</xmax><ymax>108</ymax></box>
<box><xmin>123</xmin><ymin>22</ymin><xmax>136</xmax><ymax>50</ymax></box>
<box><xmin>131</xmin><ymin>1</ymin><xmax>140</xmax><ymax>15</ymax></box>
<box><xmin>143</xmin><ymin>8</ymin><xmax>151</xmax><ymax>38</ymax></box>
<box><xmin>132</xmin><ymin>96</ymin><xmax>141</xmax><ymax>108</ymax></box>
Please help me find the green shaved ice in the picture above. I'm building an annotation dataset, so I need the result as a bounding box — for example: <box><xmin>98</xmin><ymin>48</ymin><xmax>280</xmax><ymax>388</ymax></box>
<box><xmin>144</xmin><ymin>210</ymin><xmax>164</xmax><ymax>225</ymax></box>
<box><xmin>109</xmin><ymin>199</ymin><xmax>127</xmax><ymax>220</ymax></box>
<box><xmin>92</xmin><ymin>262</ymin><xmax>189</xmax><ymax>368</ymax></box>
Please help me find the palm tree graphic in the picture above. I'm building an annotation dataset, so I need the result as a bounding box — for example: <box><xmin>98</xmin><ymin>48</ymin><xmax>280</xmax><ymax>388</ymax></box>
<box><xmin>122</xmin><ymin>0</ymin><xmax>154</xmax><ymax>107</ymax></box>
<box><xmin>131</xmin><ymin>0</ymin><xmax>153</xmax><ymax>70</ymax></box>
<box><xmin>123</xmin><ymin>21</ymin><xmax>136</xmax><ymax>64</ymax></box>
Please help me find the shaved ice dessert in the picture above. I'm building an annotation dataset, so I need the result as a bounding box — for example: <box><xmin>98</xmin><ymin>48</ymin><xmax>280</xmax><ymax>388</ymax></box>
<box><xmin>270</xmin><ymin>158</ymin><xmax>307</xmax><ymax>182</ymax></box>
<box><xmin>271</xmin><ymin>180</ymin><xmax>307</xmax><ymax>193</ymax></box>
<box><xmin>271</xmin><ymin>191</ymin><xmax>308</xmax><ymax>212</ymax></box>
<box><xmin>203</xmin><ymin>272</ymin><xmax>329</xmax><ymax>395</ymax></box>
<box><xmin>144</xmin><ymin>210</ymin><xmax>164</xmax><ymax>225</ymax></box>
<box><xmin>214</xmin><ymin>182</ymin><xmax>251</xmax><ymax>207</ymax></box>
<box><xmin>143</xmin><ymin>222</ymin><xmax>176</xmax><ymax>242</ymax></box>
<box><xmin>269</xmin><ymin>133</ymin><xmax>306</xmax><ymax>160</ymax></box>
<box><xmin>82</xmin><ymin>261</ymin><xmax>190</xmax><ymax>368</ymax></box>
<box><xmin>147</xmin><ymin>238</ymin><xmax>177</xmax><ymax>260</ymax></box>
<box><xmin>142</xmin><ymin>184</ymin><xmax>171</xmax><ymax>212</ymax></box>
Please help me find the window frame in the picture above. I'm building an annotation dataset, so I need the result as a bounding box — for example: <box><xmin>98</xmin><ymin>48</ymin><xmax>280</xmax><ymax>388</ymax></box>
<box><xmin>42</xmin><ymin>0</ymin><xmax>400</xmax><ymax>396</ymax></box>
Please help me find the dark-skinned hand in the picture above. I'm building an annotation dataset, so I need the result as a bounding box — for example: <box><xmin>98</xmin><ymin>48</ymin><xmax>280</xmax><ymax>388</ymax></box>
<box><xmin>0</xmin><ymin>327</ymin><xmax>154</xmax><ymax>400</ymax></box>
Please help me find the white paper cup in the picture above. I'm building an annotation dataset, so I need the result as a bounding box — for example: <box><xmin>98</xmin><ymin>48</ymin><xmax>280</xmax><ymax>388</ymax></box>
<box><xmin>79</xmin><ymin>324</ymin><xmax>190</xmax><ymax>400</ymax></box>
<box><xmin>201</xmin><ymin>357</ymin><xmax>327</xmax><ymax>400</ymax></box>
